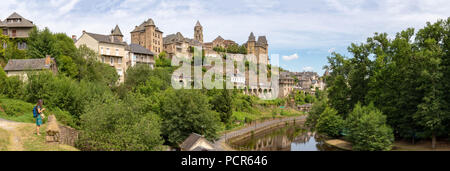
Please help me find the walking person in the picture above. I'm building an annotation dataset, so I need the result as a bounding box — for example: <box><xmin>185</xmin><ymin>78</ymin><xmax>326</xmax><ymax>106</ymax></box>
<box><xmin>33</xmin><ymin>99</ymin><xmax>46</xmax><ymax>135</ymax></box>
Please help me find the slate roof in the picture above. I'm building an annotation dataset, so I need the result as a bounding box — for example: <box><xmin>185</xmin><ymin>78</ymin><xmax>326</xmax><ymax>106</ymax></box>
<box><xmin>111</xmin><ymin>25</ymin><xmax>123</xmax><ymax>36</ymax></box>
<box><xmin>85</xmin><ymin>32</ymin><xmax>127</xmax><ymax>45</ymax></box>
<box><xmin>180</xmin><ymin>133</ymin><xmax>215</xmax><ymax>151</ymax></box>
<box><xmin>1</xmin><ymin>12</ymin><xmax>34</xmax><ymax>28</ymax></box>
<box><xmin>131</xmin><ymin>18</ymin><xmax>163</xmax><ymax>33</ymax></box>
<box><xmin>248</xmin><ymin>32</ymin><xmax>256</xmax><ymax>42</ymax></box>
<box><xmin>195</xmin><ymin>20</ymin><xmax>202</xmax><ymax>27</ymax></box>
<box><xmin>163</xmin><ymin>32</ymin><xmax>201</xmax><ymax>46</ymax></box>
<box><xmin>128</xmin><ymin>44</ymin><xmax>154</xmax><ymax>55</ymax></box>
<box><xmin>257</xmin><ymin>36</ymin><xmax>268</xmax><ymax>45</ymax></box>
<box><xmin>4</xmin><ymin>58</ymin><xmax>55</xmax><ymax>71</ymax></box>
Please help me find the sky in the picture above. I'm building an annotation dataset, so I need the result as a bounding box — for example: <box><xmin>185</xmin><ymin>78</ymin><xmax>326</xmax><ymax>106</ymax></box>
<box><xmin>1</xmin><ymin>0</ymin><xmax>449</xmax><ymax>75</ymax></box>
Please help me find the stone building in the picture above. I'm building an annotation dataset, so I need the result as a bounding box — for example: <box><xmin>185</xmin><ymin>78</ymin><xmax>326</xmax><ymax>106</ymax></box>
<box><xmin>163</xmin><ymin>32</ymin><xmax>201</xmax><ymax>59</ymax></box>
<box><xmin>244</xmin><ymin>32</ymin><xmax>269</xmax><ymax>65</ymax></box>
<box><xmin>75</xmin><ymin>25</ymin><xmax>129</xmax><ymax>83</ymax></box>
<box><xmin>279</xmin><ymin>72</ymin><xmax>295</xmax><ymax>98</ymax></box>
<box><xmin>127</xmin><ymin>43</ymin><xmax>155</xmax><ymax>69</ymax></box>
<box><xmin>194</xmin><ymin>20</ymin><xmax>203</xmax><ymax>43</ymax></box>
<box><xmin>3</xmin><ymin>55</ymin><xmax>57</xmax><ymax>81</ymax></box>
<box><xmin>131</xmin><ymin>18</ymin><xmax>163</xmax><ymax>56</ymax></box>
<box><xmin>0</xmin><ymin>12</ymin><xmax>35</xmax><ymax>50</ymax></box>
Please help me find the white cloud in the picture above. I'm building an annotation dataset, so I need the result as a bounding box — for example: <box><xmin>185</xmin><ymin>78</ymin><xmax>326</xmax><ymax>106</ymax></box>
<box><xmin>328</xmin><ymin>48</ymin><xmax>336</xmax><ymax>53</ymax></box>
<box><xmin>282</xmin><ymin>53</ymin><xmax>299</xmax><ymax>61</ymax></box>
<box><xmin>303</xmin><ymin>66</ymin><xmax>314</xmax><ymax>71</ymax></box>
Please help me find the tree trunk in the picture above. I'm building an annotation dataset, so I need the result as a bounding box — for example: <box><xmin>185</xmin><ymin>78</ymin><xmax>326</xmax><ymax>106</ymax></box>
<box><xmin>432</xmin><ymin>133</ymin><xmax>436</xmax><ymax>149</ymax></box>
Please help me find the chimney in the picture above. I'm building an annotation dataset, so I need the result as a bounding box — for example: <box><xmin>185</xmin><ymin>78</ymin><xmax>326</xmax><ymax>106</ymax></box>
<box><xmin>82</xmin><ymin>30</ymin><xmax>86</xmax><ymax>34</ymax></box>
<box><xmin>45</xmin><ymin>55</ymin><xmax>51</xmax><ymax>66</ymax></box>
<box><xmin>72</xmin><ymin>35</ymin><xmax>77</xmax><ymax>42</ymax></box>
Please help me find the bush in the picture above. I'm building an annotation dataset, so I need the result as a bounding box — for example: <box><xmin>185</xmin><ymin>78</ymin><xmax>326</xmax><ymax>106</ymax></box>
<box><xmin>345</xmin><ymin>103</ymin><xmax>394</xmax><ymax>151</ymax></box>
<box><xmin>0</xmin><ymin>76</ymin><xmax>25</xmax><ymax>99</ymax></box>
<box><xmin>159</xmin><ymin>89</ymin><xmax>221</xmax><ymax>145</ymax></box>
<box><xmin>306</xmin><ymin>99</ymin><xmax>328</xmax><ymax>127</ymax></box>
<box><xmin>24</xmin><ymin>71</ymin><xmax>113</xmax><ymax>124</ymax></box>
<box><xmin>316</xmin><ymin>107</ymin><xmax>345</xmax><ymax>138</ymax></box>
<box><xmin>78</xmin><ymin>97</ymin><xmax>164</xmax><ymax>151</ymax></box>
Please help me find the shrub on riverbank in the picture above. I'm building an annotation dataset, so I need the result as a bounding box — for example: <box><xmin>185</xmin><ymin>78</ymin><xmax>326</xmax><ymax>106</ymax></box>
<box><xmin>316</xmin><ymin>107</ymin><xmax>345</xmax><ymax>138</ymax></box>
<box><xmin>345</xmin><ymin>103</ymin><xmax>394</xmax><ymax>151</ymax></box>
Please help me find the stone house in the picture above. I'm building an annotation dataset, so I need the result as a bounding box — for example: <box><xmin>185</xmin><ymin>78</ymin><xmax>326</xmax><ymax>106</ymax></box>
<box><xmin>0</xmin><ymin>12</ymin><xmax>35</xmax><ymax>50</ymax></box>
<box><xmin>131</xmin><ymin>18</ymin><xmax>164</xmax><ymax>56</ymax></box>
<box><xmin>3</xmin><ymin>55</ymin><xmax>57</xmax><ymax>81</ymax></box>
<box><xmin>127</xmin><ymin>43</ymin><xmax>155</xmax><ymax>69</ymax></box>
<box><xmin>180</xmin><ymin>133</ymin><xmax>215</xmax><ymax>151</ymax></box>
<box><xmin>279</xmin><ymin>72</ymin><xmax>295</xmax><ymax>98</ymax></box>
<box><xmin>163</xmin><ymin>32</ymin><xmax>201</xmax><ymax>60</ymax></box>
<box><xmin>75</xmin><ymin>25</ymin><xmax>129</xmax><ymax>83</ymax></box>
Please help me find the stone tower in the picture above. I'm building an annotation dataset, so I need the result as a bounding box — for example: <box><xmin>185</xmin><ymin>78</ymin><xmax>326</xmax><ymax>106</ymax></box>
<box><xmin>194</xmin><ymin>20</ymin><xmax>203</xmax><ymax>43</ymax></box>
<box><xmin>110</xmin><ymin>25</ymin><xmax>124</xmax><ymax>42</ymax></box>
<box><xmin>247</xmin><ymin>32</ymin><xmax>256</xmax><ymax>55</ymax></box>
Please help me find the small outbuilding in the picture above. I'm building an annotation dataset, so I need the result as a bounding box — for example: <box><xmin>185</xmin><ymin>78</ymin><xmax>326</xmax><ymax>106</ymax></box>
<box><xmin>180</xmin><ymin>133</ymin><xmax>216</xmax><ymax>151</ymax></box>
<box><xmin>3</xmin><ymin>55</ymin><xmax>57</xmax><ymax>80</ymax></box>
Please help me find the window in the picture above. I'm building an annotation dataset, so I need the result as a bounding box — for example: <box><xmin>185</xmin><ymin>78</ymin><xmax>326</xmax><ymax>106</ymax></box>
<box><xmin>118</xmin><ymin>58</ymin><xmax>122</xmax><ymax>64</ymax></box>
<box><xmin>100</xmin><ymin>47</ymin><xmax>104</xmax><ymax>54</ymax></box>
<box><xmin>115</xmin><ymin>48</ymin><xmax>119</xmax><ymax>56</ymax></box>
<box><xmin>117</xmin><ymin>69</ymin><xmax>123</xmax><ymax>76</ymax></box>
<box><xmin>110</xmin><ymin>57</ymin><xmax>114</xmax><ymax>65</ymax></box>
<box><xmin>102</xmin><ymin>57</ymin><xmax>105</xmax><ymax>63</ymax></box>
<box><xmin>106</xmin><ymin>48</ymin><xmax>110</xmax><ymax>55</ymax></box>
<box><xmin>12</xmin><ymin>30</ymin><xmax>16</xmax><ymax>37</ymax></box>
<box><xmin>2</xmin><ymin>29</ymin><xmax>7</xmax><ymax>35</ymax></box>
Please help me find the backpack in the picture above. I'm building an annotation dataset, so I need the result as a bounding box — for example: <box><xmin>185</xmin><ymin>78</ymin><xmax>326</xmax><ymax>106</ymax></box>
<box><xmin>33</xmin><ymin>106</ymin><xmax>38</xmax><ymax>118</ymax></box>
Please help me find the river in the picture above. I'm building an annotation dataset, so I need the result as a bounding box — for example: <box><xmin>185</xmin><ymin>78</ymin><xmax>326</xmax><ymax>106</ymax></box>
<box><xmin>229</xmin><ymin>123</ymin><xmax>340</xmax><ymax>151</ymax></box>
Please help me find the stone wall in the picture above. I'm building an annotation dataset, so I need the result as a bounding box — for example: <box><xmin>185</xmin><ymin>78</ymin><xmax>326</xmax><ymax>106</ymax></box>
<box><xmin>45</xmin><ymin>115</ymin><xmax>78</xmax><ymax>146</ymax></box>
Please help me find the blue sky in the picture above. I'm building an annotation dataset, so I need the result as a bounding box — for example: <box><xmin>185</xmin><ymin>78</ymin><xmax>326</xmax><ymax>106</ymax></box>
<box><xmin>1</xmin><ymin>0</ymin><xmax>449</xmax><ymax>75</ymax></box>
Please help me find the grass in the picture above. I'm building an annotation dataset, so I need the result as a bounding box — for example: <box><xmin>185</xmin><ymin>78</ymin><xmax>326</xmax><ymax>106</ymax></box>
<box><xmin>0</xmin><ymin>128</ymin><xmax>9</xmax><ymax>151</ymax></box>
<box><xmin>0</xmin><ymin>98</ymin><xmax>76</xmax><ymax>128</ymax></box>
<box><xmin>18</xmin><ymin>124</ymin><xmax>79</xmax><ymax>151</ymax></box>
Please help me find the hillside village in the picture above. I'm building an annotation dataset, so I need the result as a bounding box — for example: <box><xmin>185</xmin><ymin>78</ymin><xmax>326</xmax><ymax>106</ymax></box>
<box><xmin>1</xmin><ymin>12</ymin><xmax>326</xmax><ymax>98</ymax></box>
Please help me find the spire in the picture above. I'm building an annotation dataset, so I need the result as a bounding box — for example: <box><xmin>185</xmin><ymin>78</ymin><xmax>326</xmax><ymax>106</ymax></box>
<box><xmin>111</xmin><ymin>25</ymin><xmax>123</xmax><ymax>36</ymax></box>
<box><xmin>195</xmin><ymin>20</ymin><xmax>202</xmax><ymax>27</ymax></box>
<box><xmin>248</xmin><ymin>32</ymin><xmax>256</xmax><ymax>42</ymax></box>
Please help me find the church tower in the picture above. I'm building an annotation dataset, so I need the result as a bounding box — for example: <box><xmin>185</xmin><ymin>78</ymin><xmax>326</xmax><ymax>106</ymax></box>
<box><xmin>194</xmin><ymin>20</ymin><xmax>203</xmax><ymax>43</ymax></box>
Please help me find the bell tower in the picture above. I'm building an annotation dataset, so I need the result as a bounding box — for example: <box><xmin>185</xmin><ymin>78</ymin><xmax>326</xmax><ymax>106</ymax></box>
<box><xmin>194</xmin><ymin>20</ymin><xmax>203</xmax><ymax>43</ymax></box>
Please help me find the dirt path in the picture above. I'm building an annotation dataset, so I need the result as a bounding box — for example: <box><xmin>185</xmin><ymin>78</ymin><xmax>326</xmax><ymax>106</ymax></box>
<box><xmin>0</xmin><ymin>118</ymin><xmax>26</xmax><ymax>151</ymax></box>
<box><xmin>214</xmin><ymin>116</ymin><xmax>307</xmax><ymax>150</ymax></box>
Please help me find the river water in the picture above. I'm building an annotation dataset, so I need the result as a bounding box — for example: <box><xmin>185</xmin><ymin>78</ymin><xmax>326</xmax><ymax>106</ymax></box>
<box><xmin>229</xmin><ymin>123</ymin><xmax>340</xmax><ymax>151</ymax></box>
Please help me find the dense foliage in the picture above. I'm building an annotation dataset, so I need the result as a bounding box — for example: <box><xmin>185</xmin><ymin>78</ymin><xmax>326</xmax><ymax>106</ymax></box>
<box><xmin>78</xmin><ymin>95</ymin><xmax>164</xmax><ymax>151</ymax></box>
<box><xmin>323</xmin><ymin>18</ymin><xmax>450</xmax><ymax>148</ymax></box>
<box><xmin>345</xmin><ymin>103</ymin><xmax>394</xmax><ymax>151</ymax></box>
<box><xmin>315</xmin><ymin>107</ymin><xmax>345</xmax><ymax>138</ymax></box>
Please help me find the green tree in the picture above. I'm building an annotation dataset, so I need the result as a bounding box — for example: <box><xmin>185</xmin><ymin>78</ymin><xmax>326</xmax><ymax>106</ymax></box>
<box><xmin>0</xmin><ymin>30</ymin><xmax>9</xmax><ymax>65</ymax></box>
<box><xmin>79</xmin><ymin>96</ymin><xmax>164</xmax><ymax>151</ymax></box>
<box><xmin>211</xmin><ymin>88</ymin><xmax>233</xmax><ymax>123</ymax></box>
<box><xmin>316</xmin><ymin>107</ymin><xmax>345</xmax><ymax>138</ymax></box>
<box><xmin>305</xmin><ymin>98</ymin><xmax>328</xmax><ymax>128</ymax></box>
<box><xmin>27</xmin><ymin>27</ymin><xmax>59</xmax><ymax>59</ymax></box>
<box><xmin>345</xmin><ymin>103</ymin><xmax>394</xmax><ymax>151</ymax></box>
<box><xmin>159</xmin><ymin>89</ymin><xmax>221</xmax><ymax>145</ymax></box>
<box><xmin>413</xmin><ymin>19</ymin><xmax>449</xmax><ymax>148</ymax></box>
<box><xmin>58</xmin><ymin>55</ymin><xmax>78</xmax><ymax>78</ymax></box>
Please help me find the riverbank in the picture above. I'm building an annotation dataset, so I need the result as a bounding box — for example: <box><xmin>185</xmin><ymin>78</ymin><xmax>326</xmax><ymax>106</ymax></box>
<box><xmin>214</xmin><ymin>116</ymin><xmax>306</xmax><ymax>151</ymax></box>
<box><xmin>325</xmin><ymin>138</ymin><xmax>450</xmax><ymax>151</ymax></box>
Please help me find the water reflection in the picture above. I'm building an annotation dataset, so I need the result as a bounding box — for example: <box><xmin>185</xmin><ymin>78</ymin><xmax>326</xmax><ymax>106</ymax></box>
<box><xmin>230</xmin><ymin>123</ymin><xmax>339</xmax><ymax>151</ymax></box>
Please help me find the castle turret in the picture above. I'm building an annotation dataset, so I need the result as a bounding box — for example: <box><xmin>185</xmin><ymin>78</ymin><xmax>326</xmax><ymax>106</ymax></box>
<box><xmin>110</xmin><ymin>25</ymin><xmax>124</xmax><ymax>42</ymax></box>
